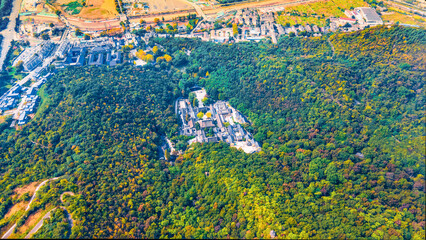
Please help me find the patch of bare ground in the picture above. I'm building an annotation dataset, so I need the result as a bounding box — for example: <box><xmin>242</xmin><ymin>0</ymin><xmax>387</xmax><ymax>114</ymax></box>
<box><xmin>3</xmin><ymin>202</ymin><xmax>27</xmax><ymax>220</ymax></box>
<box><xmin>10</xmin><ymin>206</ymin><xmax>53</xmax><ymax>238</ymax></box>
<box><xmin>18</xmin><ymin>209</ymin><xmax>44</xmax><ymax>234</ymax></box>
<box><xmin>13</xmin><ymin>181</ymin><xmax>39</xmax><ymax>199</ymax></box>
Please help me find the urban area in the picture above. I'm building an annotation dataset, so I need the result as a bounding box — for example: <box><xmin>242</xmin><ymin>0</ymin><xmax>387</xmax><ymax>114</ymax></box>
<box><xmin>0</xmin><ymin>0</ymin><xmax>400</xmax><ymax>129</ymax></box>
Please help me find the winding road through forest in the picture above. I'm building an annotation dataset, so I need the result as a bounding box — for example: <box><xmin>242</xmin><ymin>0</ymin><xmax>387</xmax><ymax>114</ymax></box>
<box><xmin>23</xmin><ymin>192</ymin><xmax>75</xmax><ymax>239</ymax></box>
<box><xmin>1</xmin><ymin>177</ymin><xmax>60</xmax><ymax>239</ymax></box>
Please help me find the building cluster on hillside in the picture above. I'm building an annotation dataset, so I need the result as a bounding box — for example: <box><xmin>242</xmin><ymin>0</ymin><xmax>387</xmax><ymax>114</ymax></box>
<box><xmin>0</xmin><ymin>85</ymin><xmax>22</xmax><ymax>112</ymax></box>
<box><xmin>171</xmin><ymin>6</ymin><xmax>384</xmax><ymax>44</ymax></box>
<box><xmin>3</xmin><ymin>32</ymin><xmax>145</xmax><ymax>125</ymax></box>
<box><xmin>0</xmin><ymin>69</ymin><xmax>51</xmax><ymax>126</ymax></box>
<box><xmin>13</xmin><ymin>41</ymin><xmax>55</xmax><ymax>71</ymax></box>
<box><xmin>17</xmin><ymin>92</ymin><xmax>40</xmax><ymax>125</ymax></box>
<box><xmin>177</xmin><ymin>88</ymin><xmax>260</xmax><ymax>154</ymax></box>
<box><xmin>53</xmin><ymin>37</ymin><xmax>131</xmax><ymax>68</ymax></box>
<box><xmin>345</xmin><ymin>7</ymin><xmax>384</xmax><ymax>26</ymax></box>
<box><xmin>13</xmin><ymin>32</ymin><xmax>145</xmax><ymax>72</ymax></box>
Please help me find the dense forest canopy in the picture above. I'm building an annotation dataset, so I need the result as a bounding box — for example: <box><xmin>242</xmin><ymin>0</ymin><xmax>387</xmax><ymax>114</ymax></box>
<box><xmin>0</xmin><ymin>25</ymin><xmax>425</xmax><ymax>239</ymax></box>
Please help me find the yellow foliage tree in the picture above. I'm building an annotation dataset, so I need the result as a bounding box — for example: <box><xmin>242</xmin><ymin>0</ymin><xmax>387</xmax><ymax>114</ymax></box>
<box><xmin>152</xmin><ymin>46</ymin><xmax>159</xmax><ymax>54</ymax></box>
<box><xmin>232</xmin><ymin>23</ymin><xmax>238</xmax><ymax>36</ymax></box>
<box><xmin>136</xmin><ymin>50</ymin><xmax>146</xmax><ymax>59</ymax></box>
<box><xmin>163</xmin><ymin>54</ymin><xmax>172</xmax><ymax>62</ymax></box>
<box><xmin>197</xmin><ymin>112</ymin><xmax>204</xmax><ymax>119</ymax></box>
<box><xmin>144</xmin><ymin>54</ymin><xmax>154</xmax><ymax>62</ymax></box>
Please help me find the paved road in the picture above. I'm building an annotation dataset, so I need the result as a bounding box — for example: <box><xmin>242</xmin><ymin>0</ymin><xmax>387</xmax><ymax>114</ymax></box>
<box><xmin>385</xmin><ymin>0</ymin><xmax>426</xmax><ymax>15</ymax></box>
<box><xmin>24</xmin><ymin>209</ymin><xmax>55</xmax><ymax>239</ymax></box>
<box><xmin>182</xmin><ymin>0</ymin><xmax>207</xmax><ymax>19</ymax></box>
<box><xmin>22</xmin><ymin>190</ymin><xmax>75</xmax><ymax>239</ymax></box>
<box><xmin>0</xmin><ymin>224</ymin><xmax>16</xmax><ymax>240</ymax></box>
<box><xmin>0</xmin><ymin>0</ymin><xmax>23</xmax><ymax>71</ymax></box>
<box><xmin>1</xmin><ymin>177</ymin><xmax>60</xmax><ymax>239</ymax></box>
<box><xmin>60</xmin><ymin>207</ymin><xmax>74</xmax><ymax>230</ymax></box>
<box><xmin>26</xmin><ymin>177</ymin><xmax>59</xmax><ymax>211</ymax></box>
<box><xmin>166</xmin><ymin>137</ymin><xmax>176</xmax><ymax>153</ymax></box>
<box><xmin>59</xmin><ymin>191</ymin><xmax>76</xmax><ymax>229</ymax></box>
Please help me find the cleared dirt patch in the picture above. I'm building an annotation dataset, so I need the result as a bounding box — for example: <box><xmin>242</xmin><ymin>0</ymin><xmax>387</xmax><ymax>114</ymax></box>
<box><xmin>18</xmin><ymin>209</ymin><xmax>44</xmax><ymax>234</ymax></box>
<box><xmin>13</xmin><ymin>181</ymin><xmax>39</xmax><ymax>199</ymax></box>
<box><xmin>78</xmin><ymin>0</ymin><xmax>119</xmax><ymax>19</ymax></box>
<box><xmin>4</xmin><ymin>202</ymin><xmax>27</xmax><ymax>219</ymax></box>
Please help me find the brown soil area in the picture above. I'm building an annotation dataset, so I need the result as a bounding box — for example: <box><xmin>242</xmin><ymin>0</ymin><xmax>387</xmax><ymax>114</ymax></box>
<box><xmin>17</xmin><ymin>209</ymin><xmax>44</xmax><ymax>235</ymax></box>
<box><xmin>4</xmin><ymin>202</ymin><xmax>27</xmax><ymax>219</ymax></box>
<box><xmin>13</xmin><ymin>181</ymin><xmax>39</xmax><ymax>199</ymax></box>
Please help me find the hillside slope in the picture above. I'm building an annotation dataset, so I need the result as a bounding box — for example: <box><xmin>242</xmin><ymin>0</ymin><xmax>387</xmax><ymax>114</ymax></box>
<box><xmin>0</xmin><ymin>26</ymin><xmax>425</xmax><ymax>239</ymax></box>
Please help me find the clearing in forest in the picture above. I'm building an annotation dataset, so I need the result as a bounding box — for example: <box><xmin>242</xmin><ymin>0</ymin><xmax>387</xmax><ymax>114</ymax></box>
<box><xmin>13</xmin><ymin>181</ymin><xmax>39</xmax><ymax>199</ymax></box>
<box><xmin>3</xmin><ymin>202</ymin><xmax>27</xmax><ymax>220</ymax></box>
<box><xmin>15</xmin><ymin>209</ymin><xmax>45</xmax><ymax>236</ymax></box>
<box><xmin>1</xmin><ymin>181</ymin><xmax>39</xmax><ymax>219</ymax></box>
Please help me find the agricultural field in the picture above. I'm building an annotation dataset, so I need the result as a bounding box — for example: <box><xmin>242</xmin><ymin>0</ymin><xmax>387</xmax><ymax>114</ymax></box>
<box><xmin>276</xmin><ymin>0</ymin><xmax>369</xmax><ymax>27</ymax></box>
<box><xmin>381</xmin><ymin>7</ymin><xmax>426</xmax><ymax>27</ymax></box>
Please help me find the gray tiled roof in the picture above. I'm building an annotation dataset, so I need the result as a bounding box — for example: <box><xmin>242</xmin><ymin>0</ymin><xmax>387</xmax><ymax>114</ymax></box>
<box><xmin>359</xmin><ymin>7</ymin><xmax>382</xmax><ymax>22</ymax></box>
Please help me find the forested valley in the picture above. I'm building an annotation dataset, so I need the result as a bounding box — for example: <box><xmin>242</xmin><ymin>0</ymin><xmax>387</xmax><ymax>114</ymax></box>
<box><xmin>0</xmin><ymin>25</ymin><xmax>424</xmax><ymax>239</ymax></box>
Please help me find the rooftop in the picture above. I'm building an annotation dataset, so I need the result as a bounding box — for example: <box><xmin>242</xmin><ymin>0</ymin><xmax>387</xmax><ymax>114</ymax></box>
<box><xmin>358</xmin><ymin>7</ymin><xmax>382</xmax><ymax>22</ymax></box>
